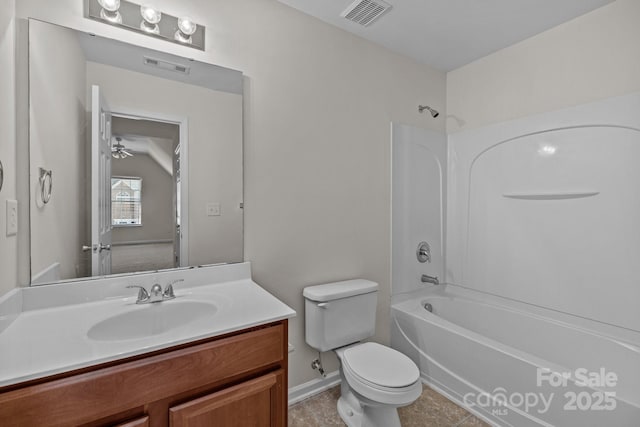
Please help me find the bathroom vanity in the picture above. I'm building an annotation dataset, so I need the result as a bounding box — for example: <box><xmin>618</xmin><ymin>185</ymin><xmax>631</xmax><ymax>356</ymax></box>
<box><xmin>0</xmin><ymin>263</ymin><xmax>295</xmax><ymax>426</ymax></box>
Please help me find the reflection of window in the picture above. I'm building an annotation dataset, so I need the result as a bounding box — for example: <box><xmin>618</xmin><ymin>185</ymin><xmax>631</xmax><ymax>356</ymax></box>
<box><xmin>112</xmin><ymin>177</ymin><xmax>142</xmax><ymax>226</ymax></box>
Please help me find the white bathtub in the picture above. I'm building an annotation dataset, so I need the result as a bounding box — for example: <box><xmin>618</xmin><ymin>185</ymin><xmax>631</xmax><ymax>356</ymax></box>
<box><xmin>391</xmin><ymin>286</ymin><xmax>640</xmax><ymax>427</ymax></box>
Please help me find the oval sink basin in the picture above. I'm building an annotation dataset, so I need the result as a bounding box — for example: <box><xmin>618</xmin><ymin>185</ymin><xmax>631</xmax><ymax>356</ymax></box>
<box><xmin>87</xmin><ymin>301</ymin><xmax>217</xmax><ymax>341</ymax></box>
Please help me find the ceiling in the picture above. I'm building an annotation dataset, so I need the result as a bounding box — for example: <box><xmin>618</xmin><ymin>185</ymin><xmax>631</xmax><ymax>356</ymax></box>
<box><xmin>277</xmin><ymin>0</ymin><xmax>614</xmax><ymax>71</ymax></box>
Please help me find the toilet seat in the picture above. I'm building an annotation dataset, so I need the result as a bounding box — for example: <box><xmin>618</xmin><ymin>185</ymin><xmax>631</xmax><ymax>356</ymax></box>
<box><xmin>343</xmin><ymin>343</ymin><xmax>419</xmax><ymax>388</ymax></box>
<box><xmin>338</xmin><ymin>343</ymin><xmax>422</xmax><ymax>406</ymax></box>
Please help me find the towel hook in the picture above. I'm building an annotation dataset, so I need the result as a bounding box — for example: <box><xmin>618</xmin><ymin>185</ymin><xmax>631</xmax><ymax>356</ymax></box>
<box><xmin>39</xmin><ymin>167</ymin><xmax>53</xmax><ymax>204</ymax></box>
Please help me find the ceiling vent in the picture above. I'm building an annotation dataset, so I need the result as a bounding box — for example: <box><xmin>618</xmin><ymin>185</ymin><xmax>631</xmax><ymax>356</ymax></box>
<box><xmin>143</xmin><ymin>56</ymin><xmax>190</xmax><ymax>74</ymax></box>
<box><xmin>340</xmin><ymin>0</ymin><xmax>392</xmax><ymax>27</ymax></box>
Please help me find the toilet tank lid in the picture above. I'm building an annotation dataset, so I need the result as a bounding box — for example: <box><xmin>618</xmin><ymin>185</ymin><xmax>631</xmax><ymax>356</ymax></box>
<box><xmin>303</xmin><ymin>279</ymin><xmax>378</xmax><ymax>302</ymax></box>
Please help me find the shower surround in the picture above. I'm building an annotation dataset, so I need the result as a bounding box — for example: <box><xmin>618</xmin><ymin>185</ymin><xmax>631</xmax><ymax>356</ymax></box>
<box><xmin>390</xmin><ymin>92</ymin><xmax>640</xmax><ymax>426</ymax></box>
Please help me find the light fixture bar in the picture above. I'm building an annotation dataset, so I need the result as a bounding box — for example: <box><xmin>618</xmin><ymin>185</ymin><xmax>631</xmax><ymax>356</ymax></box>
<box><xmin>85</xmin><ymin>0</ymin><xmax>205</xmax><ymax>51</ymax></box>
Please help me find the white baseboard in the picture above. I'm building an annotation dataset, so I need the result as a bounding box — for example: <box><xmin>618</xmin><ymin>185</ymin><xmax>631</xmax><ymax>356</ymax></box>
<box><xmin>288</xmin><ymin>371</ymin><xmax>341</xmax><ymax>406</ymax></box>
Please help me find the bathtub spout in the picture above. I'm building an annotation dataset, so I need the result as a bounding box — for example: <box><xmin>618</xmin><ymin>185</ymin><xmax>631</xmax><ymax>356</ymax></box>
<box><xmin>421</xmin><ymin>274</ymin><xmax>439</xmax><ymax>285</ymax></box>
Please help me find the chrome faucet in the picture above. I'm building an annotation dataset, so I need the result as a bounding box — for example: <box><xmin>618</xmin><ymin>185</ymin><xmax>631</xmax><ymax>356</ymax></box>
<box><xmin>127</xmin><ymin>279</ymin><xmax>183</xmax><ymax>304</ymax></box>
<box><xmin>421</xmin><ymin>274</ymin><xmax>439</xmax><ymax>285</ymax></box>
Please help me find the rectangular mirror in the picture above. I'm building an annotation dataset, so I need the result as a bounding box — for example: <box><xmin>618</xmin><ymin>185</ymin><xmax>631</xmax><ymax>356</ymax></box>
<box><xmin>28</xmin><ymin>19</ymin><xmax>244</xmax><ymax>285</ymax></box>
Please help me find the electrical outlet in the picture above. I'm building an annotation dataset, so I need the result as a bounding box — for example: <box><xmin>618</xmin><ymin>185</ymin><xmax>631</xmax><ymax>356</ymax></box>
<box><xmin>6</xmin><ymin>200</ymin><xmax>17</xmax><ymax>236</ymax></box>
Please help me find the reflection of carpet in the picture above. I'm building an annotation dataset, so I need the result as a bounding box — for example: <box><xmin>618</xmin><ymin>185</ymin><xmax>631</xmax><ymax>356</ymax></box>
<box><xmin>111</xmin><ymin>242</ymin><xmax>175</xmax><ymax>274</ymax></box>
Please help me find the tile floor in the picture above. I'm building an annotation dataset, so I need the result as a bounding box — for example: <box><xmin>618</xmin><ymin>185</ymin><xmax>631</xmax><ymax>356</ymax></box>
<box><xmin>288</xmin><ymin>384</ymin><xmax>490</xmax><ymax>427</ymax></box>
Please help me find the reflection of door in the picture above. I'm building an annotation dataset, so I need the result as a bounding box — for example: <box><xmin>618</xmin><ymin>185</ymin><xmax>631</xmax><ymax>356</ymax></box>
<box><xmin>91</xmin><ymin>85</ymin><xmax>113</xmax><ymax>275</ymax></box>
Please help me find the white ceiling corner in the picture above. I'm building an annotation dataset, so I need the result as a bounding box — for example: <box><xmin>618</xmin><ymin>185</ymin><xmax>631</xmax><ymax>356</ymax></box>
<box><xmin>277</xmin><ymin>0</ymin><xmax>615</xmax><ymax>71</ymax></box>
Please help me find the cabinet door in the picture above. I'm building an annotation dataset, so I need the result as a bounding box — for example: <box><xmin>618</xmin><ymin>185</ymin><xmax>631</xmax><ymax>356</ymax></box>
<box><xmin>170</xmin><ymin>370</ymin><xmax>285</xmax><ymax>427</ymax></box>
<box><xmin>114</xmin><ymin>416</ymin><xmax>149</xmax><ymax>427</ymax></box>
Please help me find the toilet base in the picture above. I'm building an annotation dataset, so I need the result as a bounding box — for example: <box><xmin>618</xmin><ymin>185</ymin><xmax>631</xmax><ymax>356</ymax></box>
<box><xmin>336</xmin><ymin>378</ymin><xmax>402</xmax><ymax>427</ymax></box>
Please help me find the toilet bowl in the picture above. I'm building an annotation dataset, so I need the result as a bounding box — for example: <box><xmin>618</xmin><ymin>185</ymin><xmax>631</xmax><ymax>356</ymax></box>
<box><xmin>303</xmin><ymin>279</ymin><xmax>422</xmax><ymax>427</ymax></box>
<box><xmin>335</xmin><ymin>342</ymin><xmax>422</xmax><ymax>427</ymax></box>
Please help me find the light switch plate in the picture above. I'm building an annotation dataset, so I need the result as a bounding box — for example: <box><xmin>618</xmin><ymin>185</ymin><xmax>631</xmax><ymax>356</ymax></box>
<box><xmin>206</xmin><ymin>202</ymin><xmax>221</xmax><ymax>216</ymax></box>
<box><xmin>6</xmin><ymin>199</ymin><xmax>17</xmax><ymax>236</ymax></box>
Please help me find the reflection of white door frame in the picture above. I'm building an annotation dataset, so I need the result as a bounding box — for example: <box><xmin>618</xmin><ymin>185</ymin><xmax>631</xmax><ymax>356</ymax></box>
<box><xmin>110</xmin><ymin>106</ymin><xmax>189</xmax><ymax>268</ymax></box>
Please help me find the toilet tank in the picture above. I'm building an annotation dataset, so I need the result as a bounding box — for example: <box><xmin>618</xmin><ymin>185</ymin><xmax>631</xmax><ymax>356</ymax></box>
<box><xmin>303</xmin><ymin>279</ymin><xmax>378</xmax><ymax>352</ymax></box>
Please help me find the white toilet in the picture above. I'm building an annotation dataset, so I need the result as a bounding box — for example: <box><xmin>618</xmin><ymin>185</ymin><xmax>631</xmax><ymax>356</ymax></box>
<box><xmin>304</xmin><ymin>279</ymin><xmax>422</xmax><ymax>427</ymax></box>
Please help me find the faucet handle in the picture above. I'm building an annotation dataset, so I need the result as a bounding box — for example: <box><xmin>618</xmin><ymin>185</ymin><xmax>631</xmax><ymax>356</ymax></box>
<box><xmin>417</xmin><ymin>242</ymin><xmax>432</xmax><ymax>263</ymax></box>
<box><xmin>163</xmin><ymin>285</ymin><xmax>175</xmax><ymax>299</ymax></box>
<box><xmin>163</xmin><ymin>279</ymin><xmax>183</xmax><ymax>299</ymax></box>
<box><xmin>126</xmin><ymin>285</ymin><xmax>149</xmax><ymax>303</ymax></box>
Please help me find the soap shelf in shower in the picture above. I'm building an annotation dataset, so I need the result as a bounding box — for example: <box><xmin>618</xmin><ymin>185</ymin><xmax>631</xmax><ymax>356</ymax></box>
<box><xmin>502</xmin><ymin>191</ymin><xmax>599</xmax><ymax>200</ymax></box>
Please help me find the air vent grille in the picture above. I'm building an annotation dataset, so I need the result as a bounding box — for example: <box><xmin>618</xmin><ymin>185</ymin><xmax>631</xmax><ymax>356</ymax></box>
<box><xmin>341</xmin><ymin>0</ymin><xmax>392</xmax><ymax>27</ymax></box>
<box><xmin>143</xmin><ymin>56</ymin><xmax>190</xmax><ymax>74</ymax></box>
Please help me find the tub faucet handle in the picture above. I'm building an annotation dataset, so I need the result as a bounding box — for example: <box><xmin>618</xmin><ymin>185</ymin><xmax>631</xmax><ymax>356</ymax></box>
<box><xmin>417</xmin><ymin>242</ymin><xmax>431</xmax><ymax>263</ymax></box>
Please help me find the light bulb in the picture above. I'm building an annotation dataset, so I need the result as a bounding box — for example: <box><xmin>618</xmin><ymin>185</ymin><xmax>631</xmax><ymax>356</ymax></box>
<box><xmin>140</xmin><ymin>5</ymin><xmax>162</xmax><ymax>24</ymax></box>
<box><xmin>177</xmin><ymin>17</ymin><xmax>197</xmax><ymax>36</ymax></box>
<box><xmin>98</xmin><ymin>0</ymin><xmax>122</xmax><ymax>23</ymax></box>
<box><xmin>175</xmin><ymin>17</ymin><xmax>197</xmax><ymax>44</ymax></box>
<box><xmin>98</xmin><ymin>0</ymin><xmax>120</xmax><ymax>12</ymax></box>
<box><xmin>140</xmin><ymin>5</ymin><xmax>162</xmax><ymax>34</ymax></box>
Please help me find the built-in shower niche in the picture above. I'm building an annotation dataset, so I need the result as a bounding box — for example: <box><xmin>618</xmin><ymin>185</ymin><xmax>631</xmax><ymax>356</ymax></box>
<box><xmin>459</xmin><ymin>122</ymin><xmax>640</xmax><ymax>333</ymax></box>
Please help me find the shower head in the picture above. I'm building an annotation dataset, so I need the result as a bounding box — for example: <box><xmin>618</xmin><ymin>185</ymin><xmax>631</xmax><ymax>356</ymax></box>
<box><xmin>418</xmin><ymin>105</ymin><xmax>440</xmax><ymax>118</ymax></box>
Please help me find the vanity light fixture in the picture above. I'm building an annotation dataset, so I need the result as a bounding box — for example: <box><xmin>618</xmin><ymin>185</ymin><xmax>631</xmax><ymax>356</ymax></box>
<box><xmin>140</xmin><ymin>4</ymin><xmax>161</xmax><ymax>34</ymax></box>
<box><xmin>97</xmin><ymin>0</ymin><xmax>122</xmax><ymax>24</ymax></box>
<box><xmin>86</xmin><ymin>0</ymin><xmax>205</xmax><ymax>50</ymax></box>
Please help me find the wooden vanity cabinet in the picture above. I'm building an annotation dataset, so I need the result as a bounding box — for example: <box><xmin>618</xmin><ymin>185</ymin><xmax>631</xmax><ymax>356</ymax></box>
<box><xmin>0</xmin><ymin>320</ymin><xmax>288</xmax><ymax>427</ymax></box>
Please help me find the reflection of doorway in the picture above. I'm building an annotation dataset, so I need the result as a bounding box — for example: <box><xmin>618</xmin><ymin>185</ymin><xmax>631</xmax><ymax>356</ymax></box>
<box><xmin>109</xmin><ymin>114</ymin><xmax>184</xmax><ymax>274</ymax></box>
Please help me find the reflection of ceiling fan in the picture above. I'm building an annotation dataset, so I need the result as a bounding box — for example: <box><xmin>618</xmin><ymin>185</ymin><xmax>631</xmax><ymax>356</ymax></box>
<box><xmin>111</xmin><ymin>136</ymin><xmax>134</xmax><ymax>159</ymax></box>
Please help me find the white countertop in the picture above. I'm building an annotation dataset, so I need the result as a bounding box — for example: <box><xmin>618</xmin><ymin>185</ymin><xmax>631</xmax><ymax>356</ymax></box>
<box><xmin>0</xmin><ymin>263</ymin><xmax>295</xmax><ymax>388</ymax></box>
